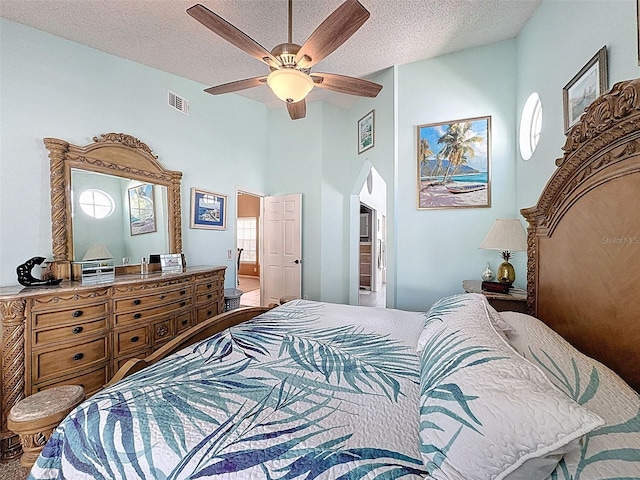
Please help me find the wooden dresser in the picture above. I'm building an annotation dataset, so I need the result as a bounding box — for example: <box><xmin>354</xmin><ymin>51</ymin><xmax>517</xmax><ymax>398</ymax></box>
<box><xmin>0</xmin><ymin>265</ymin><xmax>225</xmax><ymax>461</ymax></box>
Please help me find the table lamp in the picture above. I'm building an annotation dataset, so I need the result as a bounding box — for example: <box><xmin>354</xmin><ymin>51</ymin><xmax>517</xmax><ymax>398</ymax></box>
<box><xmin>479</xmin><ymin>219</ymin><xmax>527</xmax><ymax>286</ymax></box>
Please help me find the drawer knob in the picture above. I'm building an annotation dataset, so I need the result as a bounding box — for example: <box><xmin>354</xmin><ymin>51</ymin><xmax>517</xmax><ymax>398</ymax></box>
<box><xmin>133</xmin><ymin>299</ymin><xmax>141</xmax><ymax>305</ymax></box>
<box><xmin>133</xmin><ymin>313</ymin><xmax>142</xmax><ymax>320</ymax></box>
<box><xmin>180</xmin><ymin>301</ymin><xmax>186</xmax><ymax>307</ymax></box>
<box><xmin>131</xmin><ymin>336</ymin><xmax>139</xmax><ymax>343</ymax></box>
<box><xmin>181</xmin><ymin>319</ymin><xmax>188</xmax><ymax>326</ymax></box>
<box><xmin>180</xmin><ymin>289</ymin><xmax>187</xmax><ymax>295</ymax></box>
<box><xmin>207</xmin><ymin>310</ymin><xmax>213</xmax><ymax>316</ymax></box>
<box><xmin>72</xmin><ymin>353</ymin><xmax>84</xmax><ymax>361</ymax></box>
<box><xmin>72</xmin><ymin>310</ymin><xmax>83</xmax><ymax>318</ymax></box>
<box><xmin>159</xmin><ymin>294</ymin><xmax>166</xmax><ymax>300</ymax></box>
<box><xmin>207</xmin><ymin>293</ymin><xmax>213</xmax><ymax>299</ymax></box>
<box><xmin>206</xmin><ymin>283</ymin><xmax>212</xmax><ymax>289</ymax></box>
<box><xmin>72</xmin><ymin>326</ymin><xmax>83</xmax><ymax>334</ymax></box>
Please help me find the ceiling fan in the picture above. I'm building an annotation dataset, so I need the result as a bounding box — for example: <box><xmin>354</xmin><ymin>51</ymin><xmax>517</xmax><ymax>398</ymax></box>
<box><xmin>187</xmin><ymin>0</ymin><xmax>383</xmax><ymax>120</ymax></box>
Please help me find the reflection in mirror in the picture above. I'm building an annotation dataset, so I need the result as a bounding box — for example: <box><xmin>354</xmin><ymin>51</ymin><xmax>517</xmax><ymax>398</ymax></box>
<box><xmin>71</xmin><ymin>169</ymin><xmax>169</xmax><ymax>265</ymax></box>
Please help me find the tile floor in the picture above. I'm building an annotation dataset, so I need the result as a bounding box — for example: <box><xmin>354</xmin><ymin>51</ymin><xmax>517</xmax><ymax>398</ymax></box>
<box><xmin>358</xmin><ymin>284</ymin><xmax>386</xmax><ymax>308</ymax></box>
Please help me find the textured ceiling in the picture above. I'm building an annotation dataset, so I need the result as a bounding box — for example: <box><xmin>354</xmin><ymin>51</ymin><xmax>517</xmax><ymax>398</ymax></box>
<box><xmin>1</xmin><ymin>0</ymin><xmax>541</xmax><ymax>111</ymax></box>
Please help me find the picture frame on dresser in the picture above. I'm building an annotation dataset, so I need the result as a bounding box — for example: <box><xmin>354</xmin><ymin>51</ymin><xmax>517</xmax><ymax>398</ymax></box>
<box><xmin>190</xmin><ymin>188</ymin><xmax>227</xmax><ymax>230</ymax></box>
<box><xmin>562</xmin><ymin>46</ymin><xmax>608</xmax><ymax>133</ymax></box>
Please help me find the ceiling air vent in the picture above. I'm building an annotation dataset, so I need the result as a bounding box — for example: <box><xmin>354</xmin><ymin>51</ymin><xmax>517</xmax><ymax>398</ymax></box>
<box><xmin>168</xmin><ymin>90</ymin><xmax>190</xmax><ymax>116</ymax></box>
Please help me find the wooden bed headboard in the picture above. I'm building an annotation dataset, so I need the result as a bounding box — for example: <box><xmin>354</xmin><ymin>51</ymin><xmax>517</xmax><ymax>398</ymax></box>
<box><xmin>521</xmin><ymin>78</ymin><xmax>640</xmax><ymax>393</ymax></box>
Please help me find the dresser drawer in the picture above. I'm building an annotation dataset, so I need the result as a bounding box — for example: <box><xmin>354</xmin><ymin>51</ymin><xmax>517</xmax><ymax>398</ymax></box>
<box><xmin>114</xmin><ymin>325</ymin><xmax>150</xmax><ymax>356</ymax></box>
<box><xmin>195</xmin><ymin>304</ymin><xmax>220</xmax><ymax>324</ymax></box>
<box><xmin>34</xmin><ymin>365</ymin><xmax>109</xmax><ymax>398</ymax></box>
<box><xmin>32</xmin><ymin>336</ymin><xmax>108</xmax><ymax>384</ymax></box>
<box><xmin>113</xmin><ymin>286</ymin><xmax>190</xmax><ymax>313</ymax></box>
<box><xmin>114</xmin><ymin>298</ymin><xmax>192</xmax><ymax>326</ymax></box>
<box><xmin>195</xmin><ymin>277</ymin><xmax>222</xmax><ymax>296</ymax></box>
<box><xmin>33</xmin><ymin>302</ymin><xmax>108</xmax><ymax>329</ymax></box>
<box><xmin>114</xmin><ymin>348</ymin><xmax>152</xmax><ymax>372</ymax></box>
<box><xmin>151</xmin><ymin>317</ymin><xmax>174</xmax><ymax>346</ymax></box>
<box><xmin>195</xmin><ymin>290</ymin><xmax>221</xmax><ymax>305</ymax></box>
<box><xmin>33</xmin><ymin>317</ymin><xmax>108</xmax><ymax>347</ymax></box>
<box><xmin>175</xmin><ymin>311</ymin><xmax>192</xmax><ymax>334</ymax></box>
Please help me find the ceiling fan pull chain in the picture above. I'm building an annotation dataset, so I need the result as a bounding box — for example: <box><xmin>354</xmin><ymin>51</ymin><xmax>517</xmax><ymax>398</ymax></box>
<box><xmin>288</xmin><ymin>0</ymin><xmax>293</xmax><ymax>44</ymax></box>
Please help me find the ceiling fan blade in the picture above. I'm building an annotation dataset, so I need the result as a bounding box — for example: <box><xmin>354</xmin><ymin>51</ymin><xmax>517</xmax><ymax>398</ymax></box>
<box><xmin>287</xmin><ymin>99</ymin><xmax>306</xmax><ymax>120</ymax></box>
<box><xmin>310</xmin><ymin>73</ymin><xmax>382</xmax><ymax>97</ymax></box>
<box><xmin>295</xmin><ymin>0</ymin><xmax>370</xmax><ymax>69</ymax></box>
<box><xmin>187</xmin><ymin>4</ymin><xmax>280</xmax><ymax>68</ymax></box>
<box><xmin>204</xmin><ymin>76</ymin><xmax>267</xmax><ymax>95</ymax></box>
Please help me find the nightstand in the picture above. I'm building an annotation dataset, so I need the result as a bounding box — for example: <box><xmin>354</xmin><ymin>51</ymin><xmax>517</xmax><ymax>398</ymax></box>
<box><xmin>462</xmin><ymin>280</ymin><xmax>527</xmax><ymax>313</ymax></box>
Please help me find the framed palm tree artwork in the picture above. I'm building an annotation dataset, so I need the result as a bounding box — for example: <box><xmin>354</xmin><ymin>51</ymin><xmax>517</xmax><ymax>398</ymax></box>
<box><xmin>417</xmin><ymin>116</ymin><xmax>491</xmax><ymax>210</ymax></box>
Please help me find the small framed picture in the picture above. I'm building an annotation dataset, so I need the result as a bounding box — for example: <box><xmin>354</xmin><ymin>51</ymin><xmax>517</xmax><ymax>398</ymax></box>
<box><xmin>127</xmin><ymin>183</ymin><xmax>157</xmax><ymax>235</ymax></box>
<box><xmin>190</xmin><ymin>187</ymin><xmax>227</xmax><ymax>230</ymax></box>
<box><xmin>160</xmin><ymin>253</ymin><xmax>183</xmax><ymax>273</ymax></box>
<box><xmin>562</xmin><ymin>46</ymin><xmax>608</xmax><ymax>133</ymax></box>
<box><xmin>357</xmin><ymin>109</ymin><xmax>375</xmax><ymax>154</ymax></box>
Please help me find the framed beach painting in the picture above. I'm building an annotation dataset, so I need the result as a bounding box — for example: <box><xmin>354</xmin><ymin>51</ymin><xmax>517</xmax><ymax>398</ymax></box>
<box><xmin>128</xmin><ymin>183</ymin><xmax>157</xmax><ymax>235</ymax></box>
<box><xmin>562</xmin><ymin>46</ymin><xmax>608</xmax><ymax>133</ymax></box>
<box><xmin>417</xmin><ymin>116</ymin><xmax>491</xmax><ymax>210</ymax></box>
<box><xmin>357</xmin><ymin>109</ymin><xmax>375</xmax><ymax>154</ymax></box>
<box><xmin>190</xmin><ymin>187</ymin><xmax>227</xmax><ymax>230</ymax></box>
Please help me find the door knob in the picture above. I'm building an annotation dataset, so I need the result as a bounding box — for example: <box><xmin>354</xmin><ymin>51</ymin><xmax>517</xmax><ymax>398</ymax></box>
<box><xmin>292</xmin><ymin>259</ymin><xmax>301</xmax><ymax>264</ymax></box>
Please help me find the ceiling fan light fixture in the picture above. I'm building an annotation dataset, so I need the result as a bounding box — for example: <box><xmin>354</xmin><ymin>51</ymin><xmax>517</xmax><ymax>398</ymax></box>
<box><xmin>266</xmin><ymin>68</ymin><xmax>314</xmax><ymax>103</ymax></box>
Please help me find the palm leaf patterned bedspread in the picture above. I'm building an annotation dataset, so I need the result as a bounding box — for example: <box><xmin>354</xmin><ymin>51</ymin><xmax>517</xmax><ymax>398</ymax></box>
<box><xmin>28</xmin><ymin>300</ymin><xmax>428</xmax><ymax>480</ymax></box>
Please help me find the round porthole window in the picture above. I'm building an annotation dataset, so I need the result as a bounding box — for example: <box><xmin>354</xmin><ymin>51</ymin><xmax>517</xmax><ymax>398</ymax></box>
<box><xmin>519</xmin><ymin>92</ymin><xmax>542</xmax><ymax>161</ymax></box>
<box><xmin>78</xmin><ymin>189</ymin><xmax>115</xmax><ymax>219</ymax></box>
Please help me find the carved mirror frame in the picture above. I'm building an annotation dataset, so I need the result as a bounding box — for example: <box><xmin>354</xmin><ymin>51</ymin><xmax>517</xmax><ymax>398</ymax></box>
<box><xmin>44</xmin><ymin>133</ymin><xmax>182</xmax><ymax>279</ymax></box>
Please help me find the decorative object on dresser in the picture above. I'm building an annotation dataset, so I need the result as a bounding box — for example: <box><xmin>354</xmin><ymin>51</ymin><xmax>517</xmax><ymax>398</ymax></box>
<box><xmin>16</xmin><ymin>257</ymin><xmax>62</xmax><ymax>287</ymax></box>
<box><xmin>481</xmin><ymin>261</ymin><xmax>495</xmax><ymax>281</ymax></box>
<box><xmin>0</xmin><ymin>265</ymin><xmax>226</xmax><ymax>461</ymax></box>
<box><xmin>479</xmin><ymin>218</ymin><xmax>527</xmax><ymax>286</ymax></box>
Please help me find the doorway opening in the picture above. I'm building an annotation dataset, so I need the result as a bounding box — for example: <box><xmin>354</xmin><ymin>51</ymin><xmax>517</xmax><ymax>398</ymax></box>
<box><xmin>357</xmin><ymin>168</ymin><xmax>387</xmax><ymax>308</ymax></box>
<box><xmin>236</xmin><ymin>190</ymin><xmax>262</xmax><ymax>307</ymax></box>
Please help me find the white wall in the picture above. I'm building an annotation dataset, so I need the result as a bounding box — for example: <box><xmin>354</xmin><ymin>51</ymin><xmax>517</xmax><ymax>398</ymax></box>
<box><xmin>0</xmin><ymin>19</ymin><xmax>269</xmax><ymax>287</ymax></box>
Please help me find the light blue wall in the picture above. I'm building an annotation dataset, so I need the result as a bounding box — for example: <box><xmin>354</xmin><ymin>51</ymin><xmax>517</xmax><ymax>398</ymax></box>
<box><xmin>1</xmin><ymin>1</ymin><xmax>638</xmax><ymax>308</ymax></box>
<box><xmin>396</xmin><ymin>40</ymin><xmax>520</xmax><ymax>311</ymax></box>
<box><xmin>0</xmin><ymin>19</ymin><xmax>269</xmax><ymax>287</ymax></box>
<box><xmin>515</xmin><ymin>0</ymin><xmax>640</xmax><ymax>211</ymax></box>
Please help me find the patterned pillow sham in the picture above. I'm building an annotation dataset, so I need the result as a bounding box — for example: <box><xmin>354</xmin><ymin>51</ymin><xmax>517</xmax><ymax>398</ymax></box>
<box><xmin>416</xmin><ymin>293</ymin><xmax>604</xmax><ymax>480</ymax></box>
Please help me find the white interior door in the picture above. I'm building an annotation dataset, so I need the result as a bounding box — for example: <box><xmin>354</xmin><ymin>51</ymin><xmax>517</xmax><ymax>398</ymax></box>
<box><xmin>261</xmin><ymin>193</ymin><xmax>302</xmax><ymax>305</ymax></box>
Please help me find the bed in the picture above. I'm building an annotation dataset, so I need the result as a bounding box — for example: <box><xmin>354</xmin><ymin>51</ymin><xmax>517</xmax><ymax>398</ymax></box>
<box><xmin>27</xmin><ymin>77</ymin><xmax>640</xmax><ymax>479</ymax></box>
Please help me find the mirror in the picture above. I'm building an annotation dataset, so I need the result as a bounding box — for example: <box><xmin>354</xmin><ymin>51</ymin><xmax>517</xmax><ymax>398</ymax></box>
<box><xmin>44</xmin><ymin>133</ymin><xmax>183</xmax><ymax>279</ymax></box>
<box><xmin>71</xmin><ymin>169</ymin><xmax>169</xmax><ymax>265</ymax></box>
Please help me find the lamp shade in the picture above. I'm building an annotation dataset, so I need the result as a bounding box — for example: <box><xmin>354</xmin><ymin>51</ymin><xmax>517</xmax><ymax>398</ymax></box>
<box><xmin>479</xmin><ymin>219</ymin><xmax>527</xmax><ymax>251</ymax></box>
<box><xmin>82</xmin><ymin>244</ymin><xmax>114</xmax><ymax>261</ymax></box>
<box><xmin>267</xmin><ymin>69</ymin><xmax>314</xmax><ymax>103</ymax></box>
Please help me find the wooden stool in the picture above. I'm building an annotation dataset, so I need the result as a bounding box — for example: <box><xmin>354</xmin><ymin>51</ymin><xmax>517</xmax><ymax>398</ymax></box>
<box><xmin>7</xmin><ymin>385</ymin><xmax>85</xmax><ymax>468</ymax></box>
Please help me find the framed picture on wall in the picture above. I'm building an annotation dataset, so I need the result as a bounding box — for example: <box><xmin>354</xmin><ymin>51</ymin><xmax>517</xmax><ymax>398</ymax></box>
<box><xmin>128</xmin><ymin>183</ymin><xmax>157</xmax><ymax>235</ymax></box>
<box><xmin>416</xmin><ymin>116</ymin><xmax>491</xmax><ymax>210</ymax></box>
<box><xmin>562</xmin><ymin>46</ymin><xmax>608</xmax><ymax>133</ymax></box>
<box><xmin>190</xmin><ymin>187</ymin><xmax>227</xmax><ymax>230</ymax></box>
<box><xmin>357</xmin><ymin>109</ymin><xmax>375</xmax><ymax>154</ymax></box>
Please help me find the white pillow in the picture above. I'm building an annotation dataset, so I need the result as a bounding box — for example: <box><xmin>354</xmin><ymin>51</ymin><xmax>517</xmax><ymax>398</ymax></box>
<box><xmin>417</xmin><ymin>293</ymin><xmax>604</xmax><ymax>480</ymax></box>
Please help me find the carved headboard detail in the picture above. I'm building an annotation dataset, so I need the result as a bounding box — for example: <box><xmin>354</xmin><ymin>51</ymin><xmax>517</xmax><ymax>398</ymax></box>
<box><xmin>521</xmin><ymin>78</ymin><xmax>640</xmax><ymax>392</ymax></box>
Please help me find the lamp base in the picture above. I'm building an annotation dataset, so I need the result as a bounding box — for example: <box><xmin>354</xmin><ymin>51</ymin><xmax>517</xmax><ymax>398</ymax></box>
<box><xmin>497</xmin><ymin>261</ymin><xmax>515</xmax><ymax>286</ymax></box>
